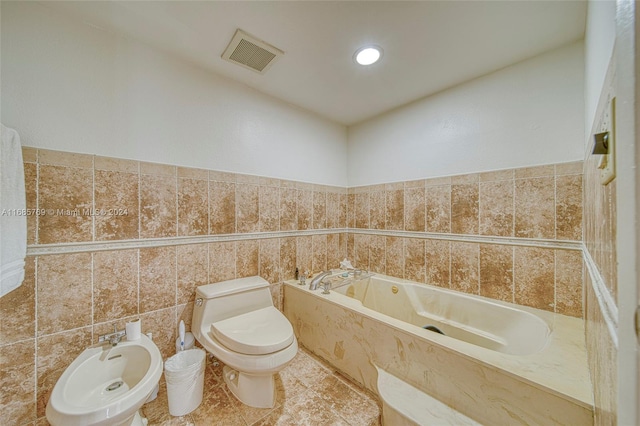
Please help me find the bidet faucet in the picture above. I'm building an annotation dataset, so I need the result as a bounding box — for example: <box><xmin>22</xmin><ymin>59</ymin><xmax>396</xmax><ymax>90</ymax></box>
<box><xmin>99</xmin><ymin>324</ymin><xmax>127</xmax><ymax>347</ymax></box>
<box><xmin>309</xmin><ymin>270</ymin><xmax>332</xmax><ymax>291</ymax></box>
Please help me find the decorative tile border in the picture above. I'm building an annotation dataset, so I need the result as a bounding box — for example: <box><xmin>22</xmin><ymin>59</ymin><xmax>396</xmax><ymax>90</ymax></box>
<box><xmin>27</xmin><ymin>228</ymin><xmax>582</xmax><ymax>256</ymax></box>
<box><xmin>582</xmin><ymin>244</ymin><xmax>619</xmax><ymax>348</ymax></box>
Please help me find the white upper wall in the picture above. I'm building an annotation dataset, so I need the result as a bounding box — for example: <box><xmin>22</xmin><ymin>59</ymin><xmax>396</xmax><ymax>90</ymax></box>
<box><xmin>1</xmin><ymin>2</ymin><xmax>348</xmax><ymax>186</ymax></box>
<box><xmin>347</xmin><ymin>42</ymin><xmax>585</xmax><ymax>187</ymax></box>
<box><xmin>584</xmin><ymin>0</ymin><xmax>616</xmax><ymax>145</ymax></box>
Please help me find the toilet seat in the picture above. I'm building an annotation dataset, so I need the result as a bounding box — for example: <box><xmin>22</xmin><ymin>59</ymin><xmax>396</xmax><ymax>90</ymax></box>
<box><xmin>210</xmin><ymin>306</ymin><xmax>294</xmax><ymax>355</ymax></box>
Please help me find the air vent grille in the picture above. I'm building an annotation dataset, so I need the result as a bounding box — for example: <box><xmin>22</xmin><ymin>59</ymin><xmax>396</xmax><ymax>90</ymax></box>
<box><xmin>222</xmin><ymin>30</ymin><xmax>283</xmax><ymax>74</ymax></box>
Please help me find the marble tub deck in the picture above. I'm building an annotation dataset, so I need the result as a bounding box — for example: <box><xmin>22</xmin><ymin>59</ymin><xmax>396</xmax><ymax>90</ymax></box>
<box><xmin>284</xmin><ymin>277</ymin><xmax>594</xmax><ymax>425</ymax></box>
<box><xmin>138</xmin><ymin>346</ymin><xmax>381</xmax><ymax>426</ymax></box>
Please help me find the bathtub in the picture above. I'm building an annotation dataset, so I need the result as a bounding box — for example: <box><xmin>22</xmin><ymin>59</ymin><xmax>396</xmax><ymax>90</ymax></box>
<box><xmin>284</xmin><ymin>273</ymin><xmax>594</xmax><ymax>425</ymax></box>
<box><xmin>333</xmin><ymin>274</ymin><xmax>549</xmax><ymax>356</ymax></box>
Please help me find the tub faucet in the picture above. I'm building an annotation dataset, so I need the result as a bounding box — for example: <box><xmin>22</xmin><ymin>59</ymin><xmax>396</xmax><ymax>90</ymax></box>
<box><xmin>309</xmin><ymin>270</ymin><xmax>332</xmax><ymax>291</ymax></box>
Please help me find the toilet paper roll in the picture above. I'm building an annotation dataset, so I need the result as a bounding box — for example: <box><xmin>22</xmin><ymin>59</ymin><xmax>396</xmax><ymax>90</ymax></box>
<box><xmin>126</xmin><ymin>318</ymin><xmax>141</xmax><ymax>340</ymax></box>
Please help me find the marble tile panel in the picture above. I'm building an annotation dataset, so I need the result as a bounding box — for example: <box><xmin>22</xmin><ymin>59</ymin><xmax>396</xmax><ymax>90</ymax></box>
<box><xmin>177</xmin><ymin>244</ymin><xmax>208</xmax><ymax>304</ymax></box>
<box><xmin>426</xmin><ymin>240</ymin><xmax>450</xmax><ymax>288</ymax></box>
<box><xmin>297</xmin><ymin>190</ymin><xmax>313</xmax><ymax>230</ymax></box>
<box><xmin>94</xmin><ymin>170</ymin><xmax>139</xmax><ymax>241</ymax></box>
<box><xmin>385</xmin><ymin>237</ymin><xmax>404</xmax><ymax>279</ymax></box>
<box><xmin>260</xmin><ymin>238</ymin><xmax>281</xmax><ymax>284</ymax></box>
<box><xmin>404</xmin><ymin>238</ymin><xmax>425</xmax><ymax>283</ymax></box>
<box><xmin>368</xmin><ymin>235</ymin><xmax>386</xmax><ymax>274</ymax></box>
<box><xmin>22</xmin><ymin>146</ymin><xmax>37</xmax><ymax>163</ymax></box>
<box><xmin>515</xmin><ymin>165</ymin><xmax>555</xmax><ymax>179</ymax></box>
<box><xmin>426</xmin><ymin>185</ymin><xmax>451</xmax><ymax>233</ymax></box>
<box><xmin>94</xmin><ymin>156</ymin><xmax>138</xmax><ymax>173</ymax></box>
<box><xmin>209</xmin><ymin>181</ymin><xmax>236</xmax><ymax>234</ymax></box>
<box><xmin>139</xmin><ymin>307</ymin><xmax>176</xmax><ymax>359</ymax></box>
<box><xmin>369</xmin><ymin>190</ymin><xmax>385</xmax><ymax>230</ymax></box>
<box><xmin>585</xmin><ymin>275</ymin><xmax>617</xmax><ymax>425</ymax></box>
<box><xmin>327</xmin><ymin>233</ymin><xmax>344</xmax><ymax>271</ymax></box>
<box><xmin>451</xmin><ymin>173</ymin><xmax>479</xmax><ymax>185</ymax></box>
<box><xmin>0</xmin><ymin>257</ymin><xmax>35</xmax><ymax>344</ymax></box>
<box><xmin>515</xmin><ymin>177</ymin><xmax>555</xmax><ymax>239</ymax></box>
<box><xmin>37</xmin><ymin>253</ymin><xmax>92</xmax><ymax>336</ymax></box>
<box><xmin>177</xmin><ymin>302</ymin><xmax>194</xmax><ymax>332</ymax></box>
<box><xmin>479</xmin><ymin>244</ymin><xmax>513</xmax><ymax>302</ymax></box>
<box><xmin>177</xmin><ymin>177</ymin><xmax>208</xmax><ymax>236</ymax></box>
<box><xmin>208</xmin><ymin>242</ymin><xmax>236</xmax><ymax>283</ymax></box>
<box><xmin>425</xmin><ymin>176</ymin><xmax>451</xmax><ymax>186</ymax></box>
<box><xmin>404</xmin><ymin>187</ymin><xmax>425</xmax><ymax>232</ymax></box>
<box><xmin>556</xmin><ymin>174</ymin><xmax>583</xmax><ymax>241</ymax></box>
<box><xmin>93</xmin><ymin>249</ymin><xmax>139</xmax><ymax>323</ymax></box>
<box><xmin>312</xmin><ymin>234</ymin><xmax>328</xmax><ymax>273</ymax></box>
<box><xmin>260</xmin><ymin>185</ymin><xmax>280</xmax><ymax>232</ymax></box>
<box><xmin>451</xmin><ymin>184</ymin><xmax>479</xmax><ymax>235</ymax></box>
<box><xmin>0</xmin><ymin>339</ymin><xmax>36</xmax><ymax>425</ymax></box>
<box><xmin>38</xmin><ymin>165</ymin><xmax>93</xmax><ymax>243</ymax></box>
<box><xmin>385</xmin><ymin>189</ymin><xmax>404</xmax><ymax>231</ymax></box>
<box><xmin>354</xmin><ymin>234</ymin><xmax>370</xmax><ymax>271</ymax></box>
<box><xmin>140</xmin><ymin>162</ymin><xmax>175</xmax><ymax>177</ymax></box>
<box><xmin>355</xmin><ymin>192</ymin><xmax>370</xmax><ymax>229</ymax></box>
<box><xmin>280</xmin><ymin>237</ymin><xmax>297</xmax><ymax>281</ymax></box>
<box><xmin>140</xmin><ymin>174</ymin><xmax>177</xmax><ymax>238</ymax></box>
<box><xmin>555</xmin><ymin>161</ymin><xmax>582</xmax><ymax>176</ymax></box>
<box><xmin>555</xmin><ymin>250</ymin><xmax>583</xmax><ymax>317</ymax></box>
<box><xmin>279</xmin><ymin>188</ymin><xmax>298</xmax><ymax>231</ymax></box>
<box><xmin>236</xmin><ymin>184</ymin><xmax>260</xmax><ymax>234</ymax></box>
<box><xmin>479</xmin><ymin>169</ymin><xmax>514</xmax><ymax>182</ymax></box>
<box><xmin>296</xmin><ymin>236</ymin><xmax>313</xmax><ymax>275</ymax></box>
<box><xmin>139</xmin><ymin>247</ymin><xmax>176</xmax><ymax>313</ymax></box>
<box><xmin>451</xmin><ymin>242</ymin><xmax>480</xmax><ymax>294</ymax></box>
<box><xmin>339</xmin><ymin>193</ymin><xmax>348</xmax><ymax>228</ymax></box>
<box><xmin>236</xmin><ymin>240</ymin><xmax>259</xmax><ymax>278</ymax></box>
<box><xmin>313</xmin><ymin>190</ymin><xmax>327</xmax><ymax>229</ymax></box>
<box><xmin>236</xmin><ymin>173</ymin><xmax>261</xmax><ymax>185</ymax></box>
<box><xmin>24</xmin><ymin>162</ymin><xmax>37</xmax><ymax>245</ymax></box>
<box><xmin>479</xmin><ymin>180</ymin><xmax>514</xmax><ymax>237</ymax></box>
<box><xmin>209</xmin><ymin>170</ymin><xmax>236</xmax><ymax>183</ymax></box>
<box><xmin>177</xmin><ymin>166</ymin><xmax>208</xmax><ymax>180</ymax></box>
<box><xmin>326</xmin><ymin>192</ymin><xmax>341</xmax><ymax>229</ymax></box>
<box><xmin>347</xmin><ymin>193</ymin><xmax>356</xmax><ymax>229</ymax></box>
<box><xmin>36</xmin><ymin>327</ymin><xmax>92</xmax><ymax>417</ymax></box>
<box><xmin>514</xmin><ymin>247</ymin><xmax>555</xmax><ymax>311</ymax></box>
<box><xmin>38</xmin><ymin>149</ymin><xmax>92</xmax><ymax>168</ymax></box>
<box><xmin>347</xmin><ymin>234</ymin><xmax>355</xmax><ymax>265</ymax></box>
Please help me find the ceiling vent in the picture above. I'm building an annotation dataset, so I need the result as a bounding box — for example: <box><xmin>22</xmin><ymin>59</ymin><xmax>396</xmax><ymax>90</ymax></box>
<box><xmin>221</xmin><ymin>29</ymin><xmax>284</xmax><ymax>74</ymax></box>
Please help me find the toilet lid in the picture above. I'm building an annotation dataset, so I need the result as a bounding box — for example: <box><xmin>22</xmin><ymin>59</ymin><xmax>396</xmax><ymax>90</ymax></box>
<box><xmin>210</xmin><ymin>306</ymin><xmax>294</xmax><ymax>355</ymax></box>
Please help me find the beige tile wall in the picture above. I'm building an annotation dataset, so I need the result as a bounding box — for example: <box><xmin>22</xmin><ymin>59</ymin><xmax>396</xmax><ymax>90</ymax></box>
<box><xmin>1</xmin><ymin>148</ymin><xmax>347</xmax><ymax>426</ymax></box>
<box><xmin>1</xmin><ymin>149</ymin><xmax>585</xmax><ymax>426</ymax></box>
<box><xmin>347</xmin><ymin>162</ymin><xmax>584</xmax><ymax>317</ymax></box>
<box><xmin>583</xmin><ymin>148</ymin><xmax>618</xmax><ymax>425</ymax></box>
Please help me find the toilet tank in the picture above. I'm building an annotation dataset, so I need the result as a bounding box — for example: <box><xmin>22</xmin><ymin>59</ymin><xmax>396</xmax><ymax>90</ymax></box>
<box><xmin>192</xmin><ymin>276</ymin><xmax>273</xmax><ymax>340</ymax></box>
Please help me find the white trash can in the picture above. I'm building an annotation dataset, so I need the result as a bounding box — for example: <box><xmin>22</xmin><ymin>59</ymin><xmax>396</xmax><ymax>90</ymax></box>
<box><xmin>164</xmin><ymin>348</ymin><xmax>206</xmax><ymax>416</ymax></box>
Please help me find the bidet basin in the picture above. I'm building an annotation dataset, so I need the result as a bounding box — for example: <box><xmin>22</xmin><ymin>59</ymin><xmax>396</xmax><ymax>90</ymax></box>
<box><xmin>46</xmin><ymin>334</ymin><xmax>163</xmax><ymax>426</ymax></box>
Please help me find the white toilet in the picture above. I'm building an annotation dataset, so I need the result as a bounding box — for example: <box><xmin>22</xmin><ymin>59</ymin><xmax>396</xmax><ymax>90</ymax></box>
<box><xmin>192</xmin><ymin>276</ymin><xmax>298</xmax><ymax>408</ymax></box>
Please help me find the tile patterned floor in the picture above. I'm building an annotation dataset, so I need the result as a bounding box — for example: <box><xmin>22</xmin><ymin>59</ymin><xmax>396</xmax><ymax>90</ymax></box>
<box><xmin>141</xmin><ymin>346</ymin><xmax>381</xmax><ymax>425</ymax></box>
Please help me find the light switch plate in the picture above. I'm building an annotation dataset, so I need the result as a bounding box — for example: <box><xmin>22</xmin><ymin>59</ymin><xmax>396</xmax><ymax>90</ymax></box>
<box><xmin>600</xmin><ymin>97</ymin><xmax>616</xmax><ymax>185</ymax></box>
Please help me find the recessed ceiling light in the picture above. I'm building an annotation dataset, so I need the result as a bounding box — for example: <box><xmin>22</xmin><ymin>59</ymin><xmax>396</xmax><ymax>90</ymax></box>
<box><xmin>354</xmin><ymin>46</ymin><xmax>383</xmax><ymax>66</ymax></box>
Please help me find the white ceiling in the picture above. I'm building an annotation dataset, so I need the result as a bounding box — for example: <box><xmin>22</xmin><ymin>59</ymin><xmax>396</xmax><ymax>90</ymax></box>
<box><xmin>42</xmin><ymin>1</ymin><xmax>587</xmax><ymax>126</ymax></box>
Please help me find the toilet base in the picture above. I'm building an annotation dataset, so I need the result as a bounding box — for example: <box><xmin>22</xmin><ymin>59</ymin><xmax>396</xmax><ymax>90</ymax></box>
<box><xmin>223</xmin><ymin>366</ymin><xmax>276</xmax><ymax>408</ymax></box>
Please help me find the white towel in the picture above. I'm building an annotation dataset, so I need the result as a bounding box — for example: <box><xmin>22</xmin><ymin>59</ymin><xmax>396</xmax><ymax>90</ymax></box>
<box><xmin>1</xmin><ymin>124</ymin><xmax>26</xmax><ymax>297</ymax></box>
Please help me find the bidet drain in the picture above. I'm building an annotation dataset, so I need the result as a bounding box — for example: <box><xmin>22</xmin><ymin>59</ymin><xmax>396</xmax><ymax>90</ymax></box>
<box><xmin>106</xmin><ymin>381</ymin><xmax>124</xmax><ymax>392</ymax></box>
